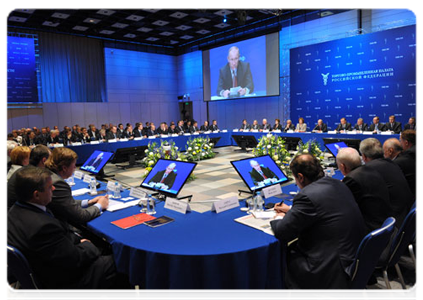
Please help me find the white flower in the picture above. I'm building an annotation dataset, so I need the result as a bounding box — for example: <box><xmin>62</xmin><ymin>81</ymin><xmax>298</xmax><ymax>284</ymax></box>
<box><xmin>276</xmin><ymin>160</ymin><xmax>281</xmax><ymax>164</ymax></box>
<box><xmin>148</xmin><ymin>160</ymin><xmax>154</xmax><ymax>166</ymax></box>
<box><xmin>209</xmin><ymin>143</ymin><xmax>214</xmax><ymax>146</ymax></box>
<box><xmin>201</xmin><ymin>153</ymin><xmax>205</xmax><ymax>156</ymax></box>
<box><xmin>175</xmin><ymin>146</ymin><xmax>178</xmax><ymax>150</ymax></box>
<box><xmin>188</xmin><ymin>147</ymin><xmax>192</xmax><ymax>151</ymax></box>
<box><xmin>303</xmin><ymin>149</ymin><xmax>309</xmax><ymax>153</ymax></box>
<box><xmin>195</xmin><ymin>146</ymin><xmax>199</xmax><ymax>150</ymax></box>
<box><xmin>149</xmin><ymin>152</ymin><xmax>154</xmax><ymax>156</ymax></box>
<box><xmin>267</xmin><ymin>145</ymin><xmax>271</xmax><ymax>149</ymax></box>
<box><xmin>176</xmin><ymin>158</ymin><xmax>181</xmax><ymax>161</ymax></box>
<box><xmin>145</xmin><ymin>149</ymin><xmax>149</xmax><ymax>153</ymax></box>
<box><xmin>273</xmin><ymin>155</ymin><xmax>279</xmax><ymax>161</ymax></box>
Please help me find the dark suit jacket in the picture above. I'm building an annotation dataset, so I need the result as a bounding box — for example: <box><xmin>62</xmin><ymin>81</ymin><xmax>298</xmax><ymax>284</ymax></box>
<box><xmin>250</xmin><ymin>124</ymin><xmax>261</xmax><ymax>130</ymax></box>
<box><xmin>240</xmin><ymin>123</ymin><xmax>251</xmax><ymax>130</ymax></box>
<box><xmin>189</xmin><ymin>126</ymin><xmax>200</xmax><ymax>133</ymax></box>
<box><xmin>385</xmin><ymin>121</ymin><xmax>402</xmax><ymax>133</ymax></box>
<box><xmin>8</xmin><ymin>165</ymin><xmax>37</xmax><ymax>210</ymax></box>
<box><xmin>283</xmin><ymin>124</ymin><xmax>295</xmax><ymax>132</ymax></box>
<box><xmin>365</xmin><ymin>158</ymin><xmax>414</xmax><ymax>226</ymax></box>
<box><xmin>47</xmin><ymin>172</ymin><xmax>100</xmax><ymax>226</ymax></box>
<box><xmin>87</xmin><ymin>130</ymin><xmax>100</xmax><ymax>141</ymax></box>
<box><xmin>368</xmin><ymin>123</ymin><xmax>387</xmax><ymax>132</ymax></box>
<box><xmin>249</xmin><ymin>167</ymin><xmax>278</xmax><ymax>186</ymax></box>
<box><xmin>145</xmin><ymin>129</ymin><xmax>157</xmax><ymax>137</ymax></box>
<box><xmin>394</xmin><ymin>145</ymin><xmax>416</xmax><ymax>196</ymax></box>
<box><xmin>106</xmin><ymin>131</ymin><xmax>120</xmax><ymax>141</ymax></box>
<box><xmin>46</xmin><ymin>135</ymin><xmax>59</xmax><ymax>144</ymax></box>
<box><xmin>157</xmin><ymin>128</ymin><xmax>169</xmax><ymax>135</ymax></box>
<box><xmin>270</xmin><ymin>177</ymin><xmax>365</xmax><ymax>289</ymax></box>
<box><xmin>353</xmin><ymin>123</ymin><xmax>369</xmax><ymax>131</ymax></box>
<box><xmin>404</xmin><ymin>123</ymin><xmax>416</xmax><ymax>130</ymax></box>
<box><xmin>342</xmin><ymin>165</ymin><xmax>392</xmax><ymax>233</ymax></box>
<box><xmin>168</xmin><ymin>127</ymin><xmax>178</xmax><ymax>134</ymax></box>
<box><xmin>8</xmin><ymin>202</ymin><xmax>106</xmax><ymax>288</ymax></box>
<box><xmin>273</xmin><ymin>124</ymin><xmax>282</xmax><ymax>130</ymax></box>
<box><xmin>87</xmin><ymin>156</ymin><xmax>103</xmax><ymax>170</ymax></box>
<box><xmin>148</xmin><ymin>170</ymin><xmax>177</xmax><ymax>189</ymax></box>
<box><xmin>335</xmin><ymin>122</ymin><xmax>352</xmax><ymax>131</ymax></box>
<box><xmin>312</xmin><ymin>123</ymin><xmax>328</xmax><ymax>132</ymax></box>
<box><xmin>121</xmin><ymin>130</ymin><xmax>134</xmax><ymax>139</ymax></box>
<box><xmin>200</xmin><ymin>125</ymin><xmax>209</xmax><ymax>132</ymax></box>
<box><xmin>261</xmin><ymin>124</ymin><xmax>272</xmax><ymax>131</ymax></box>
<box><xmin>210</xmin><ymin>124</ymin><xmax>219</xmax><ymax>131</ymax></box>
<box><xmin>133</xmin><ymin>129</ymin><xmax>144</xmax><ymax>137</ymax></box>
<box><xmin>216</xmin><ymin>61</ymin><xmax>254</xmax><ymax>95</ymax></box>
<box><xmin>175</xmin><ymin>126</ymin><xmax>185</xmax><ymax>134</ymax></box>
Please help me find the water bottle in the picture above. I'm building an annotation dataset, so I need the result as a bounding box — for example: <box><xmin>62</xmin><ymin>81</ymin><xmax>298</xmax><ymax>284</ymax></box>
<box><xmin>113</xmin><ymin>181</ymin><xmax>121</xmax><ymax>199</ymax></box>
<box><xmin>255</xmin><ymin>192</ymin><xmax>264</xmax><ymax>212</ymax></box>
<box><xmin>146</xmin><ymin>194</ymin><xmax>156</xmax><ymax>215</ymax></box>
<box><xmin>89</xmin><ymin>177</ymin><xmax>97</xmax><ymax>195</ymax></box>
<box><xmin>107</xmin><ymin>182</ymin><xmax>114</xmax><ymax>198</ymax></box>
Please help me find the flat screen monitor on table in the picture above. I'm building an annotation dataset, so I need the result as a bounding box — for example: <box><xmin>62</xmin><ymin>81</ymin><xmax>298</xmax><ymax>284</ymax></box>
<box><xmin>140</xmin><ymin>159</ymin><xmax>197</xmax><ymax>198</ymax></box>
<box><xmin>80</xmin><ymin>150</ymin><xmax>114</xmax><ymax>175</ymax></box>
<box><xmin>231</xmin><ymin>155</ymin><xmax>290</xmax><ymax>192</ymax></box>
<box><xmin>280</xmin><ymin>136</ymin><xmax>302</xmax><ymax>151</ymax></box>
<box><xmin>322</xmin><ymin>137</ymin><xmax>362</xmax><ymax>153</ymax></box>
<box><xmin>110</xmin><ymin>146</ymin><xmax>148</xmax><ymax>168</ymax></box>
<box><xmin>231</xmin><ymin>134</ymin><xmax>258</xmax><ymax>151</ymax></box>
<box><xmin>324</xmin><ymin>141</ymin><xmax>348</xmax><ymax>157</ymax></box>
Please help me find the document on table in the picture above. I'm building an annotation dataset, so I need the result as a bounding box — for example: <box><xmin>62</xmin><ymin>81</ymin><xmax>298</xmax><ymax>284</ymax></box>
<box><xmin>234</xmin><ymin>214</ymin><xmax>277</xmax><ymax>236</ymax></box>
<box><xmin>107</xmin><ymin>199</ymin><xmax>140</xmax><ymax>212</ymax></box>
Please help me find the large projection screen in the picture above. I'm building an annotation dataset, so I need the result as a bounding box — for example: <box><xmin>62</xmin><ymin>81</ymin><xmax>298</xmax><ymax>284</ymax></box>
<box><xmin>203</xmin><ymin>32</ymin><xmax>279</xmax><ymax>101</ymax></box>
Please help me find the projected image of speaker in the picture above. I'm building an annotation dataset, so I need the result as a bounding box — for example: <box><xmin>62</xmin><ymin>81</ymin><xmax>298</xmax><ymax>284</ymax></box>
<box><xmin>231</xmin><ymin>155</ymin><xmax>290</xmax><ymax>193</ymax></box>
<box><xmin>322</xmin><ymin>138</ymin><xmax>361</xmax><ymax>153</ymax></box>
<box><xmin>324</xmin><ymin>141</ymin><xmax>348</xmax><ymax>157</ymax></box>
<box><xmin>281</xmin><ymin>137</ymin><xmax>302</xmax><ymax>151</ymax></box>
<box><xmin>232</xmin><ymin>135</ymin><xmax>258</xmax><ymax>152</ymax></box>
<box><xmin>80</xmin><ymin>150</ymin><xmax>114</xmax><ymax>181</ymax></box>
<box><xmin>140</xmin><ymin>159</ymin><xmax>197</xmax><ymax>200</ymax></box>
<box><xmin>111</xmin><ymin>146</ymin><xmax>148</xmax><ymax>169</ymax></box>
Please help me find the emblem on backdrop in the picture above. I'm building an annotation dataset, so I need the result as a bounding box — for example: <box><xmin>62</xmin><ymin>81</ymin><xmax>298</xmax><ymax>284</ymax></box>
<box><xmin>321</xmin><ymin>73</ymin><xmax>330</xmax><ymax>86</ymax></box>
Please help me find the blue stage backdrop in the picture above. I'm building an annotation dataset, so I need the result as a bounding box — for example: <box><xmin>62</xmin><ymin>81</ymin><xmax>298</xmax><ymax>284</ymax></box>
<box><xmin>290</xmin><ymin>25</ymin><xmax>416</xmax><ymax>130</ymax></box>
<box><xmin>7</xmin><ymin>35</ymin><xmax>39</xmax><ymax>103</ymax></box>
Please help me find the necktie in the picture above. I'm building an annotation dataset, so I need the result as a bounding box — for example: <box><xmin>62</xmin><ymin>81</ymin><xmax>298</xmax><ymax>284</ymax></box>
<box><xmin>232</xmin><ymin>70</ymin><xmax>237</xmax><ymax>87</ymax></box>
<box><xmin>259</xmin><ymin>170</ymin><xmax>267</xmax><ymax>179</ymax></box>
<box><xmin>161</xmin><ymin>173</ymin><xmax>168</xmax><ymax>183</ymax></box>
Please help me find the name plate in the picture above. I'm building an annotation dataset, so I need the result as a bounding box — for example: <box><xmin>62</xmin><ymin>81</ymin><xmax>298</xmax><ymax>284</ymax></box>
<box><xmin>286</xmin><ymin>130</ymin><xmax>294</xmax><ymax>133</ymax></box>
<box><xmin>183</xmin><ymin>133</ymin><xmax>191</xmax><ymax>136</ymax></box>
<box><xmin>161</xmin><ymin>134</ymin><xmax>169</xmax><ymax>138</ymax></box>
<box><xmin>53</xmin><ymin>143</ymin><xmax>64</xmax><ymax>147</ymax></box>
<box><xmin>273</xmin><ymin>130</ymin><xmax>281</xmax><ymax>133</ymax></box>
<box><xmin>83</xmin><ymin>175</ymin><xmax>93</xmax><ymax>183</ymax></box>
<box><xmin>262</xmin><ymin>130</ymin><xmax>269</xmax><ymax>133</ymax></box>
<box><xmin>119</xmin><ymin>138</ymin><xmax>128</xmax><ymax>142</ymax></box>
<box><xmin>71</xmin><ymin>142</ymin><xmax>82</xmax><ymax>146</ymax></box>
<box><xmin>346</xmin><ymin>131</ymin><xmax>357</xmax><ymax>135</ymax></box>
<box><xmin>129</xmin><ymin>187</ymin><xmax>146</xmax><ymax>199</ymax></box>
<box><xmin>204</xmin><ymin>131</ymin><xmax>211</xmax><ymax>134</ymax></box>
<box><xmin>233</xmin><ymin>129</ymin><xmax>239</xmax><ymax>132</ymax></box>
<box><xmin>193</xmin><ymin>132</ymin><xmax>200</xmax><ymax>135</ymax></box>
<box><xmin>164</xmin><ymin>197</ymin><xmax>191</xmax><ymax>214</ymax></box>
<box><xmin>327</xmin><ymin>130</ymin><xmax>337</xmax><ymax>134</ymax></box>
<box><xmin>262</xmin><ymin>184</ymin><xmax>282</xmax><ymax>199</ymax></box>
<box><xmin>90</xmin><ymin>140</ymin><xmax>100</xmax><ymax>144</ymax></box>
<box><xmin>212</xmin><ymin>130</ymin><xmax>219</xmax><ymax>133</ymax></box>
<box><xmin>251</xmin><ymin>129</ymin><xmax>259</xmax><ymax>132</ymax></box>
<box><xmin>108</xmin><ymin>139</ymin><xmax>117</xmax><ymax>143</ymax></box>
<box><xmin>148</xmin><ymin>136</ymin><xmax>156</xmax><ymax>139</ymax></box>
<box><xmin>211</xmin><ymin>196</ymin><xmax>239</xmax><ymax>214</ymax></box>
<box><xmin>134</xmin><ymin>137</ymin><xmax>143</xmax><ymax>140</ymax></box>
<box><xmin>363</xmin><ymin>131</ymin><xmax>373</xmax><ymax>135</ymax></box>
<box><xmin>221</xmin><ymin>129</ymin><xmax>227</xmax><ymax>132</ymax></box>
<box><xmin>74</xmin><ymin>171</ymin><xmax>84</xmax><ymax>180</ymax></box>
<box><xmin>381</xmin><ymin>131</ymin><xmax>393</xmax><ymax>135</ymax></box>
<box><xmin>171</xmin><ymin>134</ymin><xmax>179</xmax><ymax>137</ymax></box>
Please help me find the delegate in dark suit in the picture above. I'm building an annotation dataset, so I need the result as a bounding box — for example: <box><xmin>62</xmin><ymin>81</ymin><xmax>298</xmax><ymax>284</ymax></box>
<box><xmin>148</xmin><ymin>170</ymin><xmax>177</xmax><ymax>189</ymax></box>
<box><xmin>240</xmin><ymin>123</ymin><xmax>251</xmax><ymax>130</ymax></box>
<box><xmin>354</xmin><ymin>123</ymin><xmax>369</xmax><ymax>131</ymax></box>
<box><xmin>342</xmin><ymin>165</ymin><xmax>392</xmax><ymax>233</ymax></box>
<box><xmin>335</xmin><ymin>122</ymin><xmax>352</xmax><ymax>131</ymax></box>
<box><xmin>394</xmin><ymin>145</ymin><xmax>416</xmax><ymax>196</ymax></box>
<box><xmin>199</xmin><ymin>125</ymin><xmax>209</xmax><ymax>132</ymax></box>
<box><xmin>365</xmin><ymin>158</ymin><xmax>414</xmax><ymax>227</ymax></box>
<box><xmin>385</xmin><ymin>121</ymin><xmax>402</xmax><ymax>133</ymax></box>
<box><xmin>312</xmin><ymin>123</ymin><xmax>328</xmax><ymax>132</ymax></box>
<box><xmin>270</xmin><ymin>177</ymin><xmax>365</xmax><ymax>289</ymax></box>
<box><xmin>216</xmin><ymin>61</ymin><xmax>254</xmax><ymax>96</ymax></box>
<box><xmin>249</xmin><ymin>166</ymin><xmax>278</xmax><ymax>186</ymax></box>
<box><xmin>273</xmin><ymin>123</ymin><xmax>282</xmax><ymax>130</ymax></box>
<box><xmin>283</xmin><ymin>124</ymin><xmax>295</xmax><ymax>132</ymax></box>
<box><xmin>48</xmin><ymin>172</ymin><xmax>101</xmax><ymax>226</ymax></box>
<box><xmin>368</xmin><ymin>123</ymin><xmax>387</xmax><ymax>132</ymax></box>
<box><xmin>8</xmin><ymin>202</ymin><xmax>115</xmax><ymax>288</ymax></box>
<box><xmin>106</xmin><ymin>131</ymin><xmax>120</xmax><ymax>141</ymax></box>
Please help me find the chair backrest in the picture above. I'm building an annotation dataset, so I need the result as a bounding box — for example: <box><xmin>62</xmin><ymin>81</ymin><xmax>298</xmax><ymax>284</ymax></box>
<box><xmin>349</xmin><ymin>217</ymin><xmax>396</xmax><ymax>289</ymax></box>
<box><xmin>7</xmin><ymin>245</ymin><xmax>39</xmax><ymax>289</ymax></box>
<box><xmin>387</xmin><ymin>207</ymin><xmax>416</xmax><ymax>268</ymax></box>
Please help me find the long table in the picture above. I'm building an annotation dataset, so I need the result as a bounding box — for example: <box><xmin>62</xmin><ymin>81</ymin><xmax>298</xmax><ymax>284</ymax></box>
<box><xmin>67</xmin><ymin>131</ymin><xmax>399</xmax><ymax>165</ymax></box>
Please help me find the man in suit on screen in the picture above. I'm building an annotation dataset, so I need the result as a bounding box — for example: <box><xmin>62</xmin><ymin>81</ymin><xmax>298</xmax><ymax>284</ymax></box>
<box><xmin>148</xmin><ymin>163</ymin><xmax>177</xmax><ymax>190</ymax></box>
<box><xmin>216</xmin><ymin>46</ymin><xmax>254</xmax><ymax>98</ymax></box>
<box><xmin>249</xmin><ymin>160</ymin><xmax>279</xmax><ymax>187</ymax></box>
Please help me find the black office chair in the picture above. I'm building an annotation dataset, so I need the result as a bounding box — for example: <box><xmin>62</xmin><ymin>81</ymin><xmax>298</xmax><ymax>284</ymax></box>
<box><xmin>348</xmin><ymin>217</ymin><xmax>396</xmax><ymax>289</ymax></box>
<box><xmin>7</xmin><ymin>245</ymin><xmax>40</xmax><ymax>289</ymax></box>
<box><xmin>379</xmin><ymin>206</ymin><xmax>416</xmax><ymax>289</ymax></box>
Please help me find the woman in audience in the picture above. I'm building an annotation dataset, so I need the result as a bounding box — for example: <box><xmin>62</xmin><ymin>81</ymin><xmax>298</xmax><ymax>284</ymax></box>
<box><xmin>273</xmin><ymin>119</ymin><xmax>282</xmax><ymax>131</ymax></box>
<box><xmin>7</xmin><ymin>146</ymin><xmax>31</xmax><ymax>180</ymax></box>
<box><xmin>295</xmin><ymin>117</ymin><xmax>307</xmax><ymax>132</ymax></box>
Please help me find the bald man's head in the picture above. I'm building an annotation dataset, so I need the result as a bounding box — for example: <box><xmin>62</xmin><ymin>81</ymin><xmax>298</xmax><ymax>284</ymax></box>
<box><xmin>383</xmin><ymin>138</ymin><xmax>403</xmax><ymax>160</ymax></box>
<box><xmin>336</xmin><ymin>147</ymin><xmax>362</xmax><ymax>175</ymax></box>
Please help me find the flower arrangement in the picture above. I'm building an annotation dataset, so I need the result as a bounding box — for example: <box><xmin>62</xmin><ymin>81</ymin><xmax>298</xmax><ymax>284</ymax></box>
<box><xmin>185</xmin><ymin>137</ymin><xmax>216</xmax><ymax>161</ymax></box>
<box><xmin>252</xmin><ymin>134</ymin><xmax>292</xmax><ymax>175</ymax></box>
<box><xmin>296</xmin><ymin>139</ymin><xmax>325</xmax><ymax>161</ymax></box>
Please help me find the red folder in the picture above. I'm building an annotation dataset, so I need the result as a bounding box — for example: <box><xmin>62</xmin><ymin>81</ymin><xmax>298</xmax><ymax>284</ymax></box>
<box><xmin>111</xmin><ymin>213</ymin><xmax>156</xmax><ymax>229</ymax></box>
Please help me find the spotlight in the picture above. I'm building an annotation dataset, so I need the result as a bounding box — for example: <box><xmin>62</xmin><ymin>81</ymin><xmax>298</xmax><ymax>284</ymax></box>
<box><xmin>223</xmin><ymin>15</ymin><xmax>227</xmax><ymax>23</ymax></box>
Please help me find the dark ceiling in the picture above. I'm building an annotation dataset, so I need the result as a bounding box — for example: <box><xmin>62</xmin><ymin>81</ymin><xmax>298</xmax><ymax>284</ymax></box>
<box><xmin>8</xmin><ymin>9</ymin><xmax>351</xmax><ymax>54</ymax></box>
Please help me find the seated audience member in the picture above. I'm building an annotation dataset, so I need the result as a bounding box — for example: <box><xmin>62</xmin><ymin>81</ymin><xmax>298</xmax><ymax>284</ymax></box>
<box><xmin>385</xmin><ymin>115</ymin><xmax>402</xmax><ymax>133</ymax></box>
<box><xmin>335</xmin><ymin>117</ymin><xmax>352</xmax><ymax>132</ymax></box>
<box><xmin>64</xmin><ymin>128</ymin><xmax>80</xmax><ymax>145</ymax></box>
<box><xmin>46</xmin><ymin>130</ymin><xmax>60</xmax><ymax>145</ymax></box>
<box><xmin>395</xmin><ymin>130</ymin><xmax>416</xmax><ymax>196</ymax></box>
<box><xmin>122</xmin><ymin>125</ymin><xmax>135</xmax><ymax>139</ymax></box>
<box><xmin>117</xmin><ymin>123</ymin><xmax>125</xmax><ymax>137</ymax></box>
<box><xmin>98</xmin><ymin>129</ymin><xmax>107</xmax><ymax>142</ymax></box>
<box><xmin>190</xmin><ymin>121</ymin><xmax>200</xmax><ymax>133</ymax></box>
<box><xmin>404</xmin><ymin>117</ymin><xmax>416</xmax><ymax>130</ymax></box>
<box><xmin>260</xmin><ymin>119</ymin><xmax>271</xmax><ymax>131</ymax></box>
<box><xmin>270</xmin><ymin>154</ymin><xmax>365</xmax><ymax>288</ymax></box>
<box><xmin>250</xmin><ymin>120</ymin><xmax>261</xmax><ymax>130</ymax></box>
<box><xmin>273</xmin><ymin>119</ymin><xmax>282</xmax><ymax>131</ymax></box>
<box><xmin>80</xmin><ymin>127</ymin><xmax>91</xmax><ymax>143</ymax></box>
<box><xmin>157</xmin><ymin>122</ymin><xmax>169</xmax><ymax>135</ymax></box>
<box><xmin>87</xmin><ymin>125</ymin><xmax>100</xmax><ymax>141</ymax></box>
<box><xmin>44</xmin><ymin>148</ymin><xmax>109</xmax><ymax>226</ymax></box>
<box><xmin>353</xmin><ymin>118</ymin><xmax>369</xmax><ymax>132</ymax></box>
<box><xmin>359</xmin><ymin>138</ymin><xmax>414</xmax><ymax>226</ymax></box>
<box><xmin>283</xmin><ymin>119</ymin><xmax>295</xmax><ymax>132</ymax></box>
<box><xmin>8</xmin><ymin>145</ymin><xmax>51</xmax><ymax>210</ymax></box>
<box><xmin>383</xmin><ymin>138</ymin><xmax>420</xmax><ymax>199</ymax></box>
<box><xmin>106</xmin><ymin>126</ymin><xmax>120</xmax><ymax>141</ymax></box>
<box><xmin>295</xmin><ymin>117</ymin><xmax>307</xmax><ymax>132</ymax></box>
<box><xmin>184</xmin><ymin>120</ymin><xmax>192</xmax><ymax>133</ymax></box>
<box><xmin>24</xmin><ymin>131</ymin><xmax>38</xmax><ymax>147</ymax></box>
<box><xmin>8</xmin><ymin>167</ymin><xmax>119</xmax><ymax>289</ymax></box>
<box><xmin>36</xmin><ymin>128</ymin><xmax>49</xmax><ymax>145</ymax></box>
<box><xmin>240</xmin><ymin>119</ymin><xmax>250</xmax><ymax>131</ymax></box>
<box><xmin>168</xmin><ymin>123</ymin><xmax>178</xmax><ymax>134</ymax></box>
<box><xmin>176</xmin><ymin>120</ymin><xmax>185</xmax><ymax>134</ymax></box>
<box><xmin>7</xmin><ymin>146</ymin><xmax>31</xmax><ymax>180</ymax></box>
<box><xmin>210</xmin><ymin>120</ymin><xmax>219</xmax><ymax>131</ymax></box>
<box><xmin>12</xmin><ymin>130</ymin><xmax>22</xmax><ymax>145</ymax></box>
<box><xmin>146</xmin><ymin>123</ymin><xmax>158</xmax><ymax>137</ymax></box>
<box><xmin>7</xmin><ymin>140</ymin><xmax>18</xmax><ymax>172</ymax></box>
<box><xmin>400</xmin><ymin>130</ymin><xmax>420</xmax><ymax>166</ymax></box>
<box><xmin>337</xmin><ymin>147</ymin><xmax>392</xmax><ymax>233</ymax></box>
<box><xmin>200</xmin><ymin>121</ymin><xmax>210</xmax><ymax>132</ymax></box>
<box><xmin>134</xmin><ymin>122</ymin><xmax>145</xmax><ymax>138</ymax></box>
<box><xmin>312</xmin><ymin>119</ymin><xmax>328</xmax><ymax>133</ymax></box>
<box><xmin>368</xmin><ymin>116</ymin><xmax>387</xmax><ymax>133</ymax></box>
